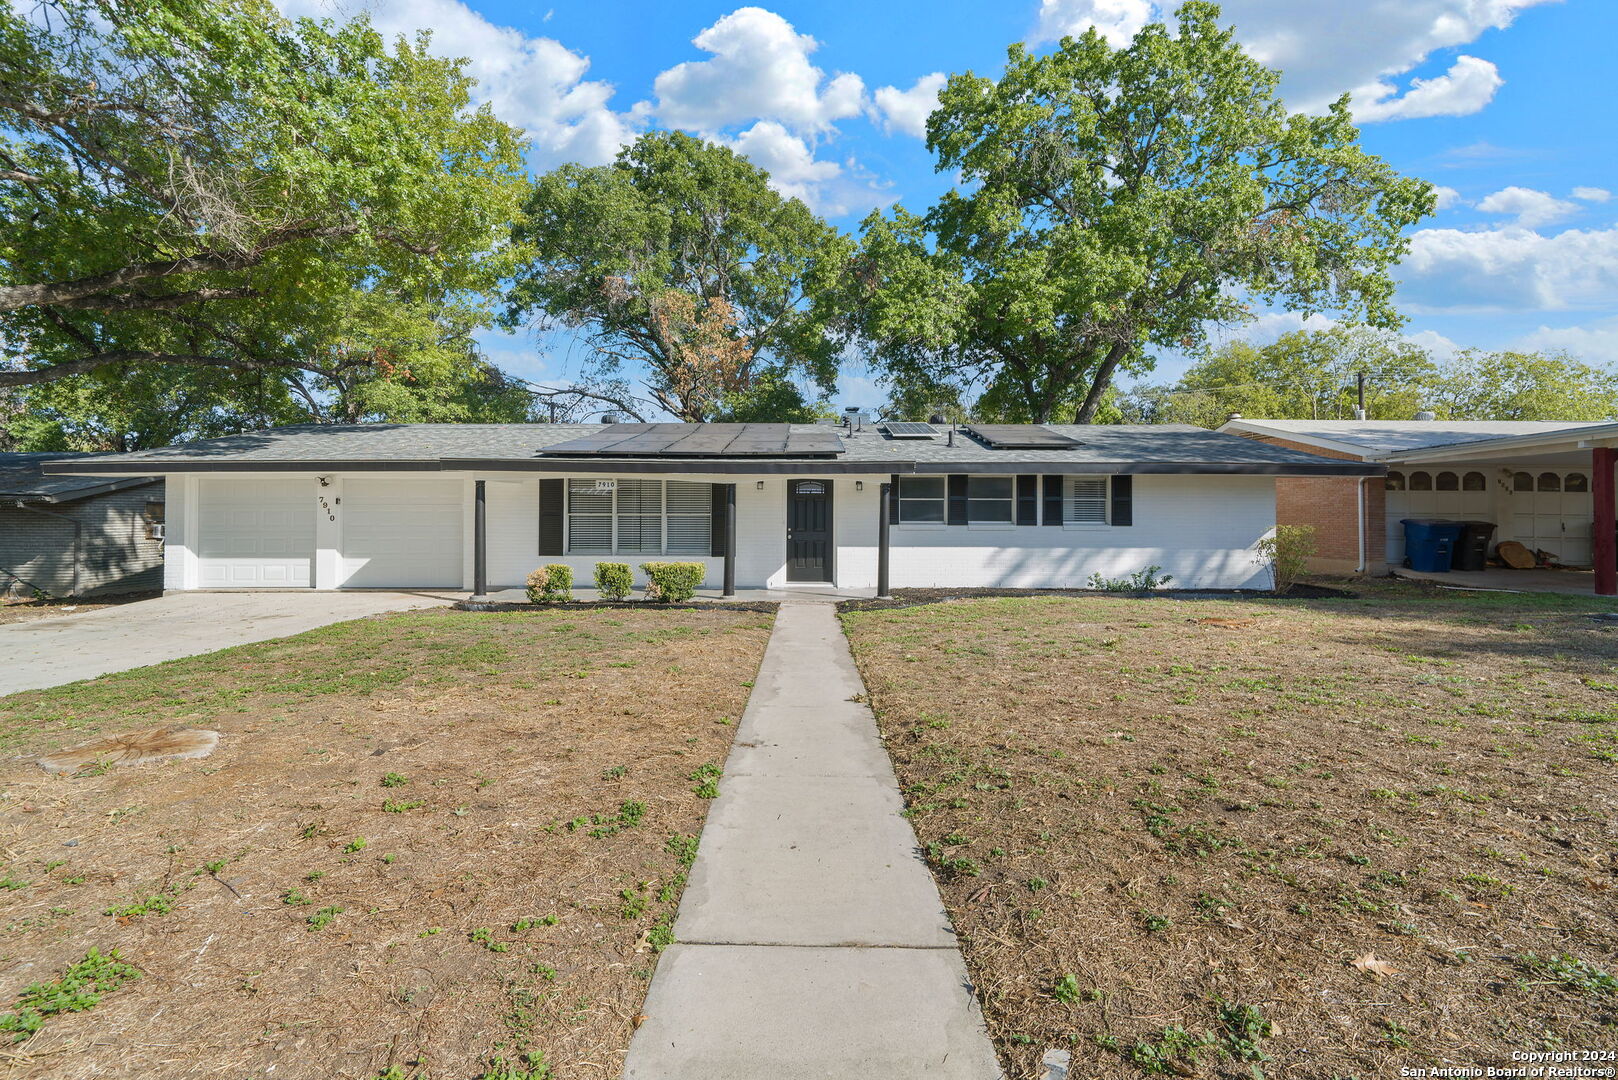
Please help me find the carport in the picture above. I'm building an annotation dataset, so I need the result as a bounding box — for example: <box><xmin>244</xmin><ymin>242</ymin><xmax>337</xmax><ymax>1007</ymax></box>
<box><xmin>1380</xmin><ymin>422</ymin><xmax>1618</xmax><ymax>595</ymax></box>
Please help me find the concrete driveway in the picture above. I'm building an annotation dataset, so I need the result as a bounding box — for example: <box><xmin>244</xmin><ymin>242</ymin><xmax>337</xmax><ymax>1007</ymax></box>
<box><xmin>0</xmin><ymin>591</ymin><xmax>457</xmax><ymax>696</ymax></box>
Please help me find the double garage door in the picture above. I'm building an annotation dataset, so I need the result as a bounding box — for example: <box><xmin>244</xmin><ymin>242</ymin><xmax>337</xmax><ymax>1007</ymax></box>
<box><xmin>196</xmin><ymin>478</ymin><xmax>463</xmax><ymax>588</ymax></box>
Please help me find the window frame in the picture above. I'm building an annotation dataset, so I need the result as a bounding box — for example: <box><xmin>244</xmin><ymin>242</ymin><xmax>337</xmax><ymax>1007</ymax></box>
<box><xmin>895</xmin><ymin>475</ymin><xmax>946</xmax><ymax>526</ymax></box>
<box><xmin>1064</xmin><ymin>475</ymin><xmax>1111</xmax><ymax>528</ymax></box>
<box><xmin>964</xmin><ymin>474</ymin><xmax>1015</xmax><ymax>526</ymax></box>
<box><xmin>564</xmin><ymin>478</ymin><xmax>712</xmax><ymax>556</ymax></box>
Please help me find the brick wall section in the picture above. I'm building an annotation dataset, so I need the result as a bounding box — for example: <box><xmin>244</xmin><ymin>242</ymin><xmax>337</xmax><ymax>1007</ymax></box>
<box><xmin>0</xmin><ymin>481</ymin><xmax>165</xmax><ymax>597</ymax></box>
<box><xmin>1232</xmin><ymin>434</ymin><xmax>1386</xmax><ymax>574</ymax></box>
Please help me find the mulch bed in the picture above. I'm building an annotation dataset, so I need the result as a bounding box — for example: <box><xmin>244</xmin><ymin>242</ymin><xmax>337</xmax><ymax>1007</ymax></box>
<box><xmin>0</xmin><ymin>606</ymin><xmax>772</xmax><ymax>1080</ymax></box>
<box><xmin>838</xmin><ymin>582</ymin><xmax>1353</xmax><ymax>614</ymax></box>
<box><xmin>842</xmin><ymin>582</ymin><xmax>1618</xmax><ymax>1079</ymax></box>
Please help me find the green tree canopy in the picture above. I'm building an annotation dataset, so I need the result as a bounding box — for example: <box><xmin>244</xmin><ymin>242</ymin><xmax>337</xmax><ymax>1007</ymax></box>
<box><xmin>0</xmin><ymin>0</ymin><xmax>532</xmax><ymax>447</ymax></box>
<box><xmin>847</xmin><ymin>1</ymin><xmax>1433</xmax><ymax>424</ymax></box>
<box><xmin>1120</xmin><ymin>326</ymin><xmax>1437</xmax><ymax>426</ymax></box>
<box><xmin>506</xmin><ymin>131</ymin><xmax>852</xmax><ymax>422</ymax></box>
<box><xmin>1117</xmin><ymin>328</ymin><xmax>1618</xmax><ymax>426</ymax></box>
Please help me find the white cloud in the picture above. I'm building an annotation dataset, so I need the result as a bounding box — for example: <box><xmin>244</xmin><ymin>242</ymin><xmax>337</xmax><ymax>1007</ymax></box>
<box><xmin>1432</xmin><ymin>185</ymin><xmax>1463</xmax><ymax>210</ymax></box>
<box><xmin>1349</xmin><ymin>55</ymin><xmax>1502</xmax><ymax>122</ymax></box>
<box><xmin>1511</xmin><ymin>317</ymin><xmax>1618</xmax><ymax>367</ymax></box>
<box><xmin>1574</xmin><ymin>187</ymin><xmax>1613</xmax><ymax>204</ymax></box>
<box><xmin>873</xmin><ymin>72</ymin><xmax>947</xmax><ymax>139</ymax></box>
<box><xmin>726</xmin><ymin>121</ymin><xmax>889</xmax><ymax>217</ymax></box>
<box><xmin>1399</xmin><ymin>226</ymin><xmax>1618</xmax><ymax>312</ymax></box>
<box><xmin>1034</xmin><ymin>0</ymin><xmax>1154</xmax><ymax>47</ymax></box>
<box><xmin>277</xmin><ymin>0</ymin><xmax>634</xmax><ymax>167</ymax></box>
<box><xmin>1476</xmin><ymin>186</ymin><xmax>1580</xmax><ymax>228</ymax></box>
<box><xmin>648</xmin><ymin>7</ymin><xmax>865</xmax><ymax>137</ymax></box>
<box><xmin>1031</xmin><ymin>1</ymin><xmax>1554</xmax><ymax>121</ymax></box>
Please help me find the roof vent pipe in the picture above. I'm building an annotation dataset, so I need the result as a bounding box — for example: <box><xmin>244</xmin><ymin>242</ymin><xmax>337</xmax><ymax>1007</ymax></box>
<box><xmin>1414</xmin><ymin>409</ymin><xmax>1436</xmax><ymax>421</ymax></box>
<box><xmin>1226</xmin><ymin>412</ymin><xmax>1242</xmax><ymax>421</ymax></box>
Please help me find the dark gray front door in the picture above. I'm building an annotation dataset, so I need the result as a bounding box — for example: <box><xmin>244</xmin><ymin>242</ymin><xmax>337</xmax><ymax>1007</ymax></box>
<box><xmin>786</xmin><ymin>479</ymin><xmax>833</xmax><ymax>582</ymax></box>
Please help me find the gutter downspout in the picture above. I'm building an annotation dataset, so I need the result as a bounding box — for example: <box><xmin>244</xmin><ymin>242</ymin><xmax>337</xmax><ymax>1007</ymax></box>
<box><xmin>1355</xmin><ymin>476</ymin><xmax>1368</xmax><ymax>574</ymax></box>
<box><xmin>13</xmin><ymin>500</ymin><xmax>82</xmax><ymax>596</ymax></box>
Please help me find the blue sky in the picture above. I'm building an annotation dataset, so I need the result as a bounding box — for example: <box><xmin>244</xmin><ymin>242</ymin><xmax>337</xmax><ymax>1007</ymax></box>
<box><xmin>283</xmin><ymin>0</ymin><xmax>1618</xmax><ymax>412</ymax></box>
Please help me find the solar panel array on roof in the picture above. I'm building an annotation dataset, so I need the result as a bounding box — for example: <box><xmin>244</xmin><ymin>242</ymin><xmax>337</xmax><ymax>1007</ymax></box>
<box><xmin>880</xmin><ymin>422</ymin><xmax>940</xmax><ymax>438</ymax></box>
<box><xmin>538</xmin><ymin>423</ymin><xmax>845</xmax><ymax>458</ymax></box>
<box><xmin>963</xmin><ymin>424</ymin><xmax>1081</xmax><ymax>449</ymax></box>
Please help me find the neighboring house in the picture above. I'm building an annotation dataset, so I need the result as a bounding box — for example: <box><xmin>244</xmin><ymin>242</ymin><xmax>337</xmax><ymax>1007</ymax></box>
<box><xmin>1219</xmin><ymin>418</ymin><xmax>1616</xmax><ymax>581</ymax></box>
<box><xmin>0</xmin><ymin>453</ymin><xmax>164</xmax><ymax>597</ymax></box>
<box><xmin>42</xmin><ymin>422</ymin><xmax>1378</xmax><ymax>593</ymax></box>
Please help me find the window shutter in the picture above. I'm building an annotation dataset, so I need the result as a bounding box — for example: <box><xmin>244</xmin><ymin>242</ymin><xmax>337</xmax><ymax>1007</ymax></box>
<box><xmin>1111</xmin><ymin>474</ymin><xmax>1133</xmax><ymax>527</ymax></box>
<box><xmin>538</xmin><ymin>478</ymin><xmax>564</xmax><ymax>555</ymax></box>
<box><xmin>710</xmin><ymin>484</ymin><xmax>727</xmax><ymax>557</ymax></box>
<box><xmin>1016</xmin><ymin>475</ymin><xmax>1038</xmax><ymax>526</ymax></box>
<box><xmin>947</xmin><ymin>474</ymin><xmax>968</xmax><ymax>525</ymax></box>
<box><xmin>887</xmin><ymin>473</ymin><xmax>900</xmax><ymax>523</ymax></box>
<box><xmin>1042</xmin><ymin>475</ymin><xmax>1063</xmax><ymax>525</ymax></box>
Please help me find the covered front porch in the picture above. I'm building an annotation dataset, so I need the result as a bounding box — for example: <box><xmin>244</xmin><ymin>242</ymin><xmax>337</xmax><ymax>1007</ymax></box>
<box><xmin>1381</xmin><ymin>423</ymin><xmax>1618</xmax><ymax>595</ymax></box>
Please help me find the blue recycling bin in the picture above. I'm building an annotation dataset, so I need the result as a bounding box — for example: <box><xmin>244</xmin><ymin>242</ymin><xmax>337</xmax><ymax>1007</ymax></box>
<box><xmin>1401</xmin><ymin>519</ymin><xmax>1465</xmax><ymax>572</ymax></box>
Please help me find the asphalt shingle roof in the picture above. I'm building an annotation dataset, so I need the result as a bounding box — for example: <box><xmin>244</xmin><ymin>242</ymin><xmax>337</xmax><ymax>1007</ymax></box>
<box><xmin>0</xmin><ymin>452</ymin><xmax>158</xmax><ymax>502</ymax></box>
<box><xmin>38</xmin><ymin>422</ymin><xmax>1380</xmax><ymax>476</ymax></box>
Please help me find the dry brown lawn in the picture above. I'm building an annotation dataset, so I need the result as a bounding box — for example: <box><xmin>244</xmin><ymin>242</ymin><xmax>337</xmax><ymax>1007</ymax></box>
<box><xmin>842</xmin><ymin>580</ymin><xmax>1618</xmax><ymax>1080</ymax></box>
<box><xmin>0</xmin><ymin>605</ymin><xmax>772</xmax><ymax>1080</ymax></box>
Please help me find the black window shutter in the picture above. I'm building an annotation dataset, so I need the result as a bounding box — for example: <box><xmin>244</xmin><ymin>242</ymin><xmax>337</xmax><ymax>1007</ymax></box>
<box><xmin>887</xmin><ymin>473</ymin><xmax>900</xmax><ymax>523</ymax></box>
<box><xmin>1016</xmin><ymin>475</ymin><xmax>1038</xmax><ymax>525</ymax></box>
<box><xmin>947</xmin><ymin>474</ymin><xmax>968</xmax><ymax>525</ymax></box>
<box><xmin>1111</xmin><ymin>474</ymin><xmax>1133</xmax><ymax>527</ymax></box>
<box><xmin>538</xmin><ymin>478</ymin><xmax>564</xmax><ymax>556</ymax></box>
<box><xmin>710</xmin><ymin>484</ymin><xmax>727</xmax><ymax>557</ymax></box>
<box><xmin>1042</xmin><ymin>475</ymin><xmax>1064</xmax><ymax>526</ymax></box>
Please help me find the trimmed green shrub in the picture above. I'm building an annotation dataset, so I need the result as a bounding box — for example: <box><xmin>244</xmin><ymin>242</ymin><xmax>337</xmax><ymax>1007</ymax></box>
<box><xmin>525</xmin><ymin>564</ymin><xmax>574</xmax><ymax>603</ymax></box>
<box><xmin>640</xmin><ymin>562</ymin><xmax>705</xmax><ymax>603</ymax></box>
<box><xmin>594</xmin><ymin>562</ymin><xmax>633</xmax><ymax>601</ymax></box>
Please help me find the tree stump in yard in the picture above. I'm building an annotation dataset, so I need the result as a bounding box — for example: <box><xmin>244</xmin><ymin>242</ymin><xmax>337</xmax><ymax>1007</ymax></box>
<box><xmin>37</xmin><ymin>727</ymin><xmax>220</xmax><ymax>774</ymax></box>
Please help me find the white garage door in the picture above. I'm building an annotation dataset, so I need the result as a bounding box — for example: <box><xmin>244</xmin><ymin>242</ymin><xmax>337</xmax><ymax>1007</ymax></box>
<box><xmin>340</xmin><ymin>479</ymin><xmax>464</xmax><ymax>588</ymax></box>
<box><xmin>197</xmin><ymin>478</ymin><xmax>315</xmax><ymax>588</ymax></box>
<box><xmin>1509</xmin><ymin>469</ymin><xmax>1593</xmax><ymax>566</ymax></box>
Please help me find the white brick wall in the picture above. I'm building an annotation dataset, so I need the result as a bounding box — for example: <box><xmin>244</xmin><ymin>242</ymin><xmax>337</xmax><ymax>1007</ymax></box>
<box><xmin>156</xmin><ymin>471</ymin><xmax>1277</xmax><ymax>591</ymax></box>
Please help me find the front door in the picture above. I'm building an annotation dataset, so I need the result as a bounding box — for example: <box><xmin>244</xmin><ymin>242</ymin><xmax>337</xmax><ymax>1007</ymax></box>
<box><xmin>786</xmin><ymin>479</ymin><xmax>833</xmax><ymax>582</ymax></box>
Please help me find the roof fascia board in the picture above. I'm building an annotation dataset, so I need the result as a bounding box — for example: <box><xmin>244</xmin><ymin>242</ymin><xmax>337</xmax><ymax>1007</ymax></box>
<box><xmin>1379</xmin><ymin>423</ymin><xmax>1618</xmax><ymax>464</ymax></box>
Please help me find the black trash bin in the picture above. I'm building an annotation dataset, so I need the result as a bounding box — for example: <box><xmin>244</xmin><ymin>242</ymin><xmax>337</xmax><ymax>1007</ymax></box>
<box><xmin>1454</xmin><ymin>521</ymin><xmax>1497</xmax><ymax>572</ymax></box>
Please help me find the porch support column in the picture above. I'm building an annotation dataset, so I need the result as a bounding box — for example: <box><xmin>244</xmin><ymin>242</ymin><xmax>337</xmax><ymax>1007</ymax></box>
<box><xmin>876</xmin><ymin>479</ymin><xmax>893</xmax><ymax>600</ymax></box>
<box><xmin>722</xmin><ymin>483</ymin><xmax>737</xmax><ymax>597</ymax></box>
<box><xmin>1595</xmin><ymin>447</ymin><xmax>1616</xmax><ymax>596</ymax></box>
<box><xmin>471</xmin><ymin>479</ymin><xmax>489</xmax><ymax>601</ymax></box>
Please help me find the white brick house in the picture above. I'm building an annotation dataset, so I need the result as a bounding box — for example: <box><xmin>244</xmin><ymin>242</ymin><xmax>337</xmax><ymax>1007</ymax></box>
<box><xmin>44</xmin><ymin>422</ymin><xmax>1380</xmax><ymax>594</ymax></box>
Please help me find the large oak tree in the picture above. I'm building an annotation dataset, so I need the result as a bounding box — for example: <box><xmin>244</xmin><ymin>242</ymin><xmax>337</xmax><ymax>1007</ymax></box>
<box><xmin>506</xmin><ymin>131</ymin><xmax>850</xmax><ymax>422</ymax></box>
<box><xmin>1</xmin><ymin>0</ymin><xmax>531</xmax><ymax>446</ymax></box>
<box><xmin>849</xmin><ymin>1</ymin><xmax>1434</xmax><ymax>424</ymax></box>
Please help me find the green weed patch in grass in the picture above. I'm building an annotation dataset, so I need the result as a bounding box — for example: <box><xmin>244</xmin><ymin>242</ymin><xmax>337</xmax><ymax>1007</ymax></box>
<box><xmin>0</xmin><ymin>947</ymin><xmax>140</xmax><ymax>1042</ymax></box>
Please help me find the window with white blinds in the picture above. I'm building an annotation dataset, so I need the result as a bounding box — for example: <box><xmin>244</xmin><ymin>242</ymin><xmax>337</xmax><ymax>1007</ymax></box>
<box><xmin>1065</xmin><ymin>476</ymin><xmax>1108</xmax><ymax>524</ymax></box>
<box><xmin>566</xmin><ymin>479</ymin><xmax>712</xmax><ymax>555</ymax></box>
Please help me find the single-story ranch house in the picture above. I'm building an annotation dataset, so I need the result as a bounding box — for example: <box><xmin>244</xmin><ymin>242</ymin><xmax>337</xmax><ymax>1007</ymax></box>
<box><xmin>1</xmin><ymin>453</ymin><xmax>164</xmax><ymax>598</ymax></box>
<box><xmin>1220</xmin><ymin>418</ymin><xmax>1618</xmax><ymax>593</ymax></box>
<box><xmin>42</xmin><ymin>421</ymin><xmax>1379</xmax><ymax>594</ymax></box>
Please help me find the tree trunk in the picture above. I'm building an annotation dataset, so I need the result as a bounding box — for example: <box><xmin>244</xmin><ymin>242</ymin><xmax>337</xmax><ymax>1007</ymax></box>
<box><xmin>1073</xmin><ymin>341</ymin><xmax>1133</xmax><ymax>424</ymax></box>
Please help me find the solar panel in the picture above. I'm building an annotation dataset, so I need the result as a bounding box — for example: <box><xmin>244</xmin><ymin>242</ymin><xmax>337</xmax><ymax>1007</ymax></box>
<box><xmin>540</xmin><ymin>423</ymin><xmax>843</xmax><ymax>458</ymax></box>
<box><xmin>963</xmin><ymin>424</ymin><xmax>1081</xmax><ymax>449</ymax></box>
<box><xmin>880</xmin><ymin>422</ymin><xmax>940</xmax><ymax>438</ymax></box>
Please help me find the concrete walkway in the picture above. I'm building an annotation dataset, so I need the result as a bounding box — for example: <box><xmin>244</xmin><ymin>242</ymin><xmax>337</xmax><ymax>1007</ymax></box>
<box><xmin>623</xmin><ymin>603</ymin><xmax>1001</xmax><ymax>1079</ymax></box>
<box><xmin>0</xmin><ymin>591</ymin><xmax>454</xmax><ymax>696</ymax></box>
